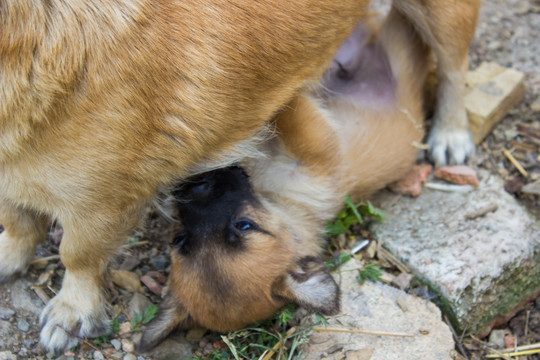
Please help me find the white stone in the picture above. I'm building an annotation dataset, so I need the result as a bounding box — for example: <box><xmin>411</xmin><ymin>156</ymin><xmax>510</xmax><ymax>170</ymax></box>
<box><xmin>371</xmin><ymin>170</ymin><xmax>540</xmax><ymax>335</ymax></box>
<box><xmin>301</xmin><ymin>260</ymin><xmax>454</xmax><ymax>360</ymax></box>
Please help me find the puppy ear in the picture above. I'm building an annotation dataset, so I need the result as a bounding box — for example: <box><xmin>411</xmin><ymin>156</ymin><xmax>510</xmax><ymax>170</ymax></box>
<box><xmin>137</xmin><ymin>292</ymin><xmax>196</xmax><ymax>354</ymax></box>
<box><xmin>272</xmin><ymin>256</ymin><xmax>340</xmax><ymax>315</ymax></box>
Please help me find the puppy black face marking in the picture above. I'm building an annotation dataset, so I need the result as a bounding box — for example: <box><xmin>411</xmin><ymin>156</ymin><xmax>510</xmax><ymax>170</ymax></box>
<box><xmin>172</xmin><ymin>166</ymin><xmax>262</xmax><ymax>256</ymax></box>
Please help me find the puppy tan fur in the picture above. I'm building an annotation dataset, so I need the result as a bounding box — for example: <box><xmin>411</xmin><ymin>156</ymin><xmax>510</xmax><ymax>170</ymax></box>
<box><xmin>0</xmin><ymin>0</ymin><xmax>478</xmax><ymax>353</ymax></box>
<box><xmin>139</xmin><ymin>4</ymin><xmax>478</xmax><ymax>351</ymax></box>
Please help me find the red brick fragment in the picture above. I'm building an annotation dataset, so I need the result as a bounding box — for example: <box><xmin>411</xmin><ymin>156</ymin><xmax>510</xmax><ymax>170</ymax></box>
<box><xmin>504</xmin><ymin>334</ymin><xmax>515</xmax><ymax>349</ymax></box>
<box><xmin>141</xmin><ymin>274</ymin><xmax>162</xmax><ymax>296</ymax></box>
<box><xmin>388</xmin><ymin>164</ymin><xmax>433</xmax><ymax>197</ymax></box>
<box><xmin>145</xmin><ymin>270</ymin><xmax>167</xmax><ymax>284</ymax></box>
<box><xmin>434</xmin><ymin>165</ymin><xmax>480</xmax><ymax>187</ymax></box>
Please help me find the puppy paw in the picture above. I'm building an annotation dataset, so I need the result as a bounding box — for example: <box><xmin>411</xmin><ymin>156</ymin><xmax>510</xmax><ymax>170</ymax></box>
<box><xmin>39</xmin><ymin>285</ymin><xmax>109</xmax><ymax>354</ymax></box>
<box><xmin>0</xmin><ymin>232</ymin><xmax>34</xmax><ymax>282</ymax></box>
<box><xmin>427</xmin><ymin>127</ymin><xmax>475</xmax><ymax>166</ymax></box>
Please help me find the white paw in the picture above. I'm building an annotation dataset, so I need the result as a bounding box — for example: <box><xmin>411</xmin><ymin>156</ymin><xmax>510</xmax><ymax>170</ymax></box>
<box><xmin>427</xmin><ymin>127</ymin><xmax>475</xmax><ymax>166</ymax></box>
<box><xmin>39</xmin><ymin>282</ymin><xmax>109</xmax><ymax>354</ymax></box>
<box><xmin>0</xmin><ymin>232</ymin><xmax>34</xmax><ymax>282</ymax></box>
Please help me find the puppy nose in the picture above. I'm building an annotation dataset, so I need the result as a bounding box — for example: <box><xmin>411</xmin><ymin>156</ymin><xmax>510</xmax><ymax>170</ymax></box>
<box><xmin>188</xmin><ymin>179</ymin><xmax>211</xmax><ymax>198</ymax></box>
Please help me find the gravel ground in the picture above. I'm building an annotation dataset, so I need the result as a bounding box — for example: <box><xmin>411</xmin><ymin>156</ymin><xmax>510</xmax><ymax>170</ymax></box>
<box><xmin>0</xmin><ymin>1</ymin><xmax>538</xmax><ymax>359</ymax></box>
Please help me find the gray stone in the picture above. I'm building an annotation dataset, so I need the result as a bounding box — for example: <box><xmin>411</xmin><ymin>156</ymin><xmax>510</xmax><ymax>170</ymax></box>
<box><xmin>0</xmin><ymin>320</ymin><xmax>16</xmax><ymax>349</ymax></box>
<box><xmin>371</xmin><ymin>171</ymin><xmax>540</xmax><ymax>335</ymax></box>
<box><xmin>119</xmin><ymin>254</ymin><xmax>141</xmax><ymax>271</ymax></box>
<box><xmin>522</xmin><ymin>179</ymin><xmax>540</xmax><ymax>195</ymax></box>
<box><xmin>10</xmin><ymin>278</ymin><xmax>44</xmax><ymax>315</ymax></box>
<box><xmin>301</xmin><ymin>259</ymin><xmax>454</xmax><ymax>360</ymax></box>
<box><xmin>147</xmin><ymin>332</ymin><xmax>193</xmax><ymax>360</ymax></box>
<box><xmin>93</xmin><ymin>350</ymin><xmax>105</xmax><ymax>360</ymax></box>
<box><xmin>0</xmin><ymin>352</ymin><xmax>17</xmax><ymax>360</ymax></box>
<box><xmin>149</xmin><ymin>255</ymin><xmax>169</xmax><ymax>271</ymax></box>
<box><xmin>23</xmin><ymin>338</ymin><xmax>36</xmax><ymax>348</ymax></box>
<box><xmin>488</xmin><ymin>329</ymin><xmax>507</xmax><ymax>349</ymax></box>
<box><xmin>17</xmin><ymin>318</ymin><xmax>30</xmax><ymax>332</ymax></box>
<box><xmin>111</xmin><ymin>338</ymin><xmax>122</xmax><ymax>351</ymax></box>
<box><xmin>18</xmin><ymin>348</ymin><xmax>28</xmax><ymax>358</ymax></box>
<box><xmin>0</xmin><ymin>308</ymin><xmax>14</xmax><ymax>321</ymax></box>
<box><xmin>123</xmin><ymin>354</ymin><xmax>137</xmax><ymax>360</ymax></box>
<box><xmin>128</xmin><ymin>293</ymin><xmax>152</xmax><ymax>319</ymax></box>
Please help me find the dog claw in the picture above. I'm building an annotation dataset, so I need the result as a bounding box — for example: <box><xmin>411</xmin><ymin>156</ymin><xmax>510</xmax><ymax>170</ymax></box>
<box><xmin>39</xmin><ymin>288</ymin><xmax>110</xmax><ymax>353</ymax></box>
<box><xmin>427</xmin><ymin>127</ymin><xmax>475</xmax><ymax>166</ymax></box>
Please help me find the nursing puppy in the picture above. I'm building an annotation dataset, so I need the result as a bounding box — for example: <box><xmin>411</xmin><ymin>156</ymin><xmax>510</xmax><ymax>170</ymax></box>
<box><xmin>139</xmin><ymin>10</ymin><xmax>443</xmax><ymax>351</ymax></box>
<box><xmin>0</xmin><ymin>0</ymin><xmax>479</xmax><ymax>353</ymax></box>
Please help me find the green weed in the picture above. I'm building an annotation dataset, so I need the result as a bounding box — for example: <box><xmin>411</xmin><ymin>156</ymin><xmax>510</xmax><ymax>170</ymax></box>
<box><xmin>357</xmin><ymin>262</ymin><xmax>383</xmax><ymax>284</ymax></box>
<box><xmin>131</xmin><ymin>303</ymin><xmax>158</xmax><ymax>332</ymax></box>
<box><xmin>91</xmin><ymin>317</ymin><xmax>120</xmax><ymax>347</ymax></box>
<box><xmin>193</xmin><ymin>305</ymin><xmax>326</xmax><ymax>360</ymax></box>
<box><xmin>325</xmin><ymin>196</ymin><xmax>384</xmax><ymax>237</ymax></box>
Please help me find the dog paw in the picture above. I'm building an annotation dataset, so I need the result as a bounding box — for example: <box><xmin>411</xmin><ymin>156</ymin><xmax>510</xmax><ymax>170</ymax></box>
<box><xmin>39</xmin><ymin>286</ymin><xmax>109</xmax><ymax>354</ymax></box>
<box><xmin>427</xmin><ymin>127</ymin><xmax>475</xmax><ymax>166</ymax></box>
<box><xmin>0</xmin><ymin>232</ymin><xmax>34</xmax><ymax>283</ymax></box>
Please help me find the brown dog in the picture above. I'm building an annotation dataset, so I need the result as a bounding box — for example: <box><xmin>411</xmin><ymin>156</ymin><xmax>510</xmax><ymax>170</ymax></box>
<box><xmin>139</xmin><ymin>6</ymin><xmax>477</xmax><ymax>351</ymax></box>
<box><xmin>0</xmin><ymin>0</ymin><xmax>479</xmax><ymax>353</ymax></box>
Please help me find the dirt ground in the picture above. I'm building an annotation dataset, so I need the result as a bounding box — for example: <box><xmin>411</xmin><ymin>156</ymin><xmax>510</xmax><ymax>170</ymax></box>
<box><xmin>0</xmin><ymin>1</ymin><xmax>539</xmax><ymax>359</ymax></box>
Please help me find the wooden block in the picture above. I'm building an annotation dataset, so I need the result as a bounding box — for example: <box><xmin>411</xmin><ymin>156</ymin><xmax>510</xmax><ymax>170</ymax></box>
<box><xmin>464</xmin><ymin>62</ymin><xmax>526</xmax><ymax>144</ymax></box>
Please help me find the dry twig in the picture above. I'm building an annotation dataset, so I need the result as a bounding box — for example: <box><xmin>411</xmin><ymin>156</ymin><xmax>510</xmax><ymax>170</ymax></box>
<box><xmin>259</xmin><ymin>327</ymin><xmax>297</xmax><ymax>360</ymax></box>
<box><xmin>503</xmin><ymin>149</ymin><xmax>529</xmax><ymax>177</ymax></box>
<box><xmin>31</xmin><ymin>287</ymin><xmax>51</xmax><ymax>304</ymax></box>
<box><xmin>122</xmin><ymin>240</ymin><xmax>150</xmax><ymax>249</ymax></box>
<box><xmin>31</xmin><ymin>255</ymin><xmax>61</xmax><ymax>265</ymax></box>
<box><xmin>465</xmin><ymin>204</ymin><xmax>499</xmax><ymax>220</ymax></box>
<box><xmin>313</xmin><ymin>327</ymin><xmax>415</xmax><ymax>338</ymax></box>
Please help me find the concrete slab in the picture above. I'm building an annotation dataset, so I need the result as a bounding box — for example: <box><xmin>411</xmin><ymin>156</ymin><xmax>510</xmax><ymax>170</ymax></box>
<box><xmin>371</xmin><ymin>170</ymin><xmax>540</xmax><ymax>336</ymax></box>
<box><xmin>301</xmin><ymin>260</ymin><xmax>455</xmax><ymax>360</ymax></box>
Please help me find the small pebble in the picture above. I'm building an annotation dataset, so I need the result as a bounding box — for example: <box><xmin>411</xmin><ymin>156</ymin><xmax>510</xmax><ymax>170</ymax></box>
<box><xmin>93</xmin><ymin>350</ymin><xmax>105</xmax><ymax>360</ymax></box>
<box><xmin>0</xmin><ymin>308</ymin><xmax>15</xmax><ymax>320</ymax></box>
<box><xmin>17</xmin><ymin>348</ymin><xmax>28</xmax><ymax>358</ymax></box>
<box><xmin>17</xmin><ymin>318</ymin><xmax>30</xmax><ymax>332</ymax></box>
<box><xmin>122</xmin><ymin>339</ymin><xmax>135</xmax><ymax>353</ymax></box>
<box><xmin>23</xmin><ymin>339</ymin><xmax>36</xmax><ymax>348</ymax></box>
<box><xmin>119</xmin><ymin>321</ymin><xmax>132</xmax><ymax>336</ymax></box>
<box><xmin>111</xmin><ymin>339</ymin><xmax>122</xmax><ymax>351</ymax></box>
<box><xmin>488</xmin><ymin>329</ymin><xmax>506</xmax><ymax>349</ymax></box>
<box><xmin>149</xmin><ymin>255</ymin><xmax>169</xmax><ymax>270</ymax></box>
<box><xmin>118</xmin><ymin>255</ymin><xmax>141</xmax><ymax>271</ymax></box>
<box><xmin>124</xmin><ymin>354</ymin><xmax>137</xmax><ymax>360</ymax></box>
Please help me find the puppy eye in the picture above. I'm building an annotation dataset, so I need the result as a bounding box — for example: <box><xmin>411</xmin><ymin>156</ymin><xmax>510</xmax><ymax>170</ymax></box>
<box><xmin>172</xmin><ymin>231</ymin><xmax>187</xmax><ymax>246</ymax></box>
<box><xmin>233</xmin><ymin>219</ymin><xmax>256</xmax><ymax>232</ymax></box>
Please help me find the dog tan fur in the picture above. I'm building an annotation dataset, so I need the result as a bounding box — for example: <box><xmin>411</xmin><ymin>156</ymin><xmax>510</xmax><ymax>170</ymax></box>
<box><xmin>139</xmin><ymin>4</ymin><xmax>478</xmax><ymax>351</ymax></box>
<box><xmin>0</xmin><ymin>0</ymin><xmax>478</xmax><ymax>353</ymax></box>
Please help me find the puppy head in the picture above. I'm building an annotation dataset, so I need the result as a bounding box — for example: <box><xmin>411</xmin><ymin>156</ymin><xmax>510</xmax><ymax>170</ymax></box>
<box><xmin>138</xmin><ymin>166</ymin><xmax>339</xmax><ymax>352</ymax></box>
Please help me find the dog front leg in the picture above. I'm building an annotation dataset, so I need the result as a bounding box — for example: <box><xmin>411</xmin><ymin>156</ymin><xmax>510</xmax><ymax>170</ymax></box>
<box><xmin>38</xmin><ymin>204</ymin><xmax>142</xmax><ymax>353</ymax></box>
<box><xmin>0</xmin><ymin>201</ymin><xmax>49</xmax><ymax>282</ymax></box>
<box><xmin>393</xmin><ymin>0</ymin><xmax>481</xmax><ymax>165</ymax></box>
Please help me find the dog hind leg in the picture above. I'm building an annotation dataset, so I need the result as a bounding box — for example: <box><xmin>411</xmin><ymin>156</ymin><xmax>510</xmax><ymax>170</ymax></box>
<box><xmin>0</xmin><ymin>201</ymin><xmax>49</xmax><ymax>282</ymax></box>
<box><xmin>392</xmin><ymin>0</ymin><xmax>480</xmax><ymax>165</ymax></box>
